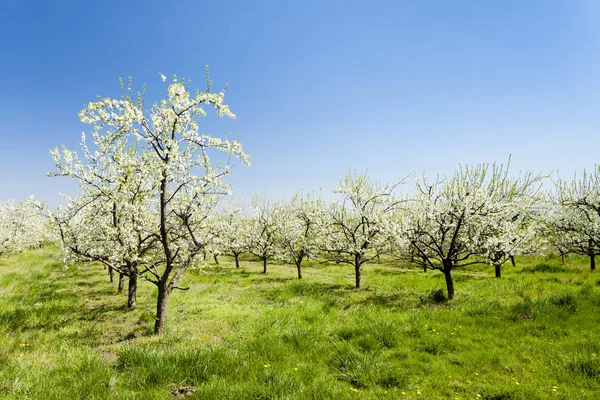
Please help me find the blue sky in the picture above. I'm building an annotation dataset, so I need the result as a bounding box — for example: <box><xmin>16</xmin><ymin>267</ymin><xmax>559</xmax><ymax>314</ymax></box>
<box><xmin>1</xmin><ymin>1</ymin><xmax>599</xmax><ymax>207</ymax></box>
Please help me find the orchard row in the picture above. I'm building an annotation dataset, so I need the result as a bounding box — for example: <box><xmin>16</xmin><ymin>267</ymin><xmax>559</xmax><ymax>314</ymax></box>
<box><xmin>0</xmin><ymin>196</ymin><xmax>50</xmax><ymax>256</ymax></box>
<box><xmin>2</xmin><ymin>72</ymin><xmax>598</xmax><ymax>334</ymax></box>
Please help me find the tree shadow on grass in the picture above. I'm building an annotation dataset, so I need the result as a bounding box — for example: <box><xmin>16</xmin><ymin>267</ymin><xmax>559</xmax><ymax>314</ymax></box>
<box><xmin>286</xmin><ymin>281</ymin><xmax>347</xmax><ymax>297</ymax></box>
<box><xmin>370</xmin><ymin>267</ymin><xmax>420</xmax><ymax>277</ymax></box>
<box><xmin>252</xmin><ymin>276</ymin><xmax>291</xmax><ymax>285</ymax></box>
<box><xmin>0</xmin><ymin>263</ymin><xmax>154</xmax><ymax>342</ymax></box>
<box><xmin>357</xmin><ymin>293</ymin><xmax>407</xmax><ymax>310</ymax></box>
<box><xmin>0</xmin><ymin>292</ymin><xmax>135</xmax><ymax>333</ymax></box>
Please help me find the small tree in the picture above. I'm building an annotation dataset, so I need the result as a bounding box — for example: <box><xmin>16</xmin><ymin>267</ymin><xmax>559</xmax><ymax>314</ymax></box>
<box><xmin>0</xmin><ymin>196</ymin><xmax>50</xmax><ymax>256</ymax></box>
<box><xmin>275</xmin><ymin>192</ymin><xmax>324</xmax><ymax>279</ymax></box>
<box><xmin>399</xmin><ymin>160</ymin><xmax>541</xmax><ymax>299</ymax></box>
<box><xmin>478</xmin><ymin>172</ymin><xmax>544</xmax><ymax>278</ymax></box>
<box><xmin>553</xmin><ymin>166</ymin><xmax>600</xmax><ymax>270</ymax></box>
<box><xmin>323</xmin><ymin>172</ymin><xmax>401</xmax><ymax>288</ymax></box>
<box><xmin>548</xmin><ymin>203</ymin><xmax>599</xmax><ymax>270</ymax></box>
<box><xmin>248</xmin><ymin>196</ymin><xmax>282</xmax><ymax>274</ymax></box>
<box><xmin>213</xmin><ymin>202</ymin><xmax>251</xmax><ymax>269</ymax></box>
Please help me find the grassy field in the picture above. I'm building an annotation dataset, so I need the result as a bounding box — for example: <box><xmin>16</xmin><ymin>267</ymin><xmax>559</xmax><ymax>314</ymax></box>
<box><xmin>0</xmin><ymin>247</ymin><xmax>599</xmax><ymax>399</ymax></box>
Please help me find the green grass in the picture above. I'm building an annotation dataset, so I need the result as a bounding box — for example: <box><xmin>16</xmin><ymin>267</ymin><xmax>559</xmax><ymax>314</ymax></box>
<box><xmin>1</xmin><ymin>248</ymin><xmax>599</xmax><ymax>399</ymax></box>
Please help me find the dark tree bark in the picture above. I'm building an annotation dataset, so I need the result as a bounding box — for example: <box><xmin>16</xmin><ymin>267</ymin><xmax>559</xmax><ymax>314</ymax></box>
<box><xmin>154</xmin><ymin>286</ymin><xmax>170</xmax><ymax>335</ymax></box>
<box><xmin>234</xmin><ymin>253</ymin><xmax>240</xmax><ymax>269</ymax></box>
<box><xmin>354</xmin><ymin>253</ymin><xmax>362</xmax><ymax>289</ymax></box>
<box><xmin>510</xmin><ymin>256</ymin><xmax>516</xmax><ymax>267</ymax></box>
<box><xmin>443</xmin><ymin>261</ymin><xmax>455</xmax><ymax>300</ymax></box>
<box><xmin>108</xmin><ymin>266</ymin><xmax>115</xmax><ymax>283</ymax></box>
<box><xmin>495</xmin><ymin>263</ymin><xmax>502</xmax><ymax>278</ymax></box>
<box><xmin>117</xmin><ymin>272</ymin><xmax>125</xmax><ymax>293</ymax></box>
<box><xmin>296</xmin><ymin>261</ymin><xmax>303</xmax><ymax>279</ymax></box>
<box><xmin>213</xmin><ymin>254</ymin><xmax>219</xmax><ymax>265</ymax></box>
<box><xmin>154</xmin><ymin>175</ymin><xmax>173</xmax><ymax>335</ymax></box>
<box><xmin>296</xmin><ymin>250</ymin><xmax>305</xmax><ymax>279</ymax></box>
<box><xmin>127</xmin><ymin>274</ymin><xmax>137</xmax><ymax>309</ymax></box>
<box><xmin>589</xmin><ymin>239</ymin><xmax>596</xmax><ymax>270</ymax></box>
<box><xmin>262</xmin><ymin>257</ymin><xmax>267</xmax><ymax>274</ymax></box>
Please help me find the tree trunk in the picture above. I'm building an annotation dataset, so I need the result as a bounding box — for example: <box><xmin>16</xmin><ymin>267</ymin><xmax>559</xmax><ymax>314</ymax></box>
<box><xmin>589</xmin><ymin>239</ymin><xmax>596</xmax><ymax>270</ymax></box>
<box><xmin>296</xmin><ymin>250</ymin><xmax>305</xmax><ymax>279</ymax></box>
<box><xmin>213</xmin><ymin>254</ymin><xmax>219</xmax><ymax>265</ymax></box>
<box><xmin>561</xmin><ymin>251</ymin><xmax>565</xmax><ymax>265</ymax></box>
<box><xmin>108</xmin><ymin>266</ymin><xmax>114</xmax><ymax>283</ymax></box>
<box><xmin>156</xmin><ymin>174</ymin><xmax>172</xmax><ymax>335</ymax></box>
<box><xmin>495</xmin><ymin>263</ymin><xmax>502</xmax><ymax>278</ymax></box>
<box><xmin>117</xmin><ymin>272</ymin><xmax>125</xmax><ymax>293</ymax></box>
<box><xmin>443</xmin><ymin>264</ymin><xmax>455</xmax><ymax>300</ymax></box>
<box><xmin>262</xmin><ymin>257</ymin><xmax>267</xmax><ymax>274</ymax></box>
<box><xmin>510</xmin><ymin>256</ymin><xmax>516</xmax><ymax>267</ymax></box>
<box><xmin>154</xmin><ymin>286</ymin><xmax>169</xmax><ymax>335</ymax></box>
<box><xmin>127</xmin><ymin>274</ymin><xmax>137</xmax><ymax>309</ymax></box>
<box><xmin>354</xmin><ymin>253</ymin><xmax>361</xmax><ymax>289</ymax></box>
<box><xmin>234</xmin><ymin>253</ymin><xmax>240</xmax><ymax>269</ymax></box>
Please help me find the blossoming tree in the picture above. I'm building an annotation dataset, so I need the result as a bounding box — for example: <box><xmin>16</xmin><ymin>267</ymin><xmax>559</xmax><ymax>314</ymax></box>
<box><xmin>477</xmin><ymin>171</ymin><xmax>544</xmax><ymax>277</ymax></box>
<box><xmin>323</xmin><ymin>172</ymin><xmax>401</xmax><ymax>288</ymax></box>
<box><xmin>275</xmin><ymin>192</ymin><xmax>325</xmax><ymax>279</ymax></box>
<box><xmin>248</xmin><ymin>196</ymin><xmax>282</xmax><ymax>274</ymax></box>
<box><xmin>397</xmin><ymin>160</ymin><xmax>542</xmax><ymax>298</ymax></box>
<box><xmin>50</xmin><ymin>71</ymin><xmax>249</xmax><ymax>334</ymax></box>
<box><xmin>0</xmin><ymin>196</ymin><xmax>50</xmax><ymax>256</ymax></box>
<box><xmin>553</xmin><ymin>166</ymin><xmax>600</xmax><ymax>270</ymax></box>
<box><xmin>212</xmin><ymin>201</ymin><xmax>251</xmax><ymax>269</ymax></box>
<box><xmin>548</xmin><ymin>207</ymin><xmax>598</xmax><ymax>269</ymax></box>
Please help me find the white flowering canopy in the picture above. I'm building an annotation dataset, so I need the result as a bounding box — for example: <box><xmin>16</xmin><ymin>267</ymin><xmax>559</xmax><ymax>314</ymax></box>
<box><xmin>247</xmin><ymin>196</ymin><xmax>284</xmax><ymax>266</ymax></box>
<box><xmin>552</xmin><ymin>166</ymin><xmax>600</xmax><ymax>262</ymax></box>
<box><xmin>49</xmin><ymin>71</ymin><xmax>249</xmax><ymax>333</ymax></box>
<box><xmin>398</xmin><ymin>160</ymin><xmax>543</xmax><ymax>270</ymax></box>
<box><xmin>0</xmin><ymin>196</ymin><xmax>50</xmax><ymax>256</ymax></box>
<box><xmin>212</xmin><ymin>200</ymin><xmax>252</xmax><ymax>258</ymax></box>
<box><xmin>385</xmin><ymin>159</ymin><xmax>544</xmax><ymax>295</ymax></box>
<box><xmin>274</xmin><ymin>191</ymin><xmax>325</xmax><ymax>268</ymax></box>
<box><xmin>322</xmin><ymin>172</ymin><xmax>403</xmax><ymax>288</ymax></box>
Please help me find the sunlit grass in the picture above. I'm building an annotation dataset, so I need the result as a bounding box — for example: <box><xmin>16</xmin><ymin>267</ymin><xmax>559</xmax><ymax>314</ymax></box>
<box><xmin>0</xmin><ymin>247</ymin><xmax>599</xmax><ymax>398</ymax></box>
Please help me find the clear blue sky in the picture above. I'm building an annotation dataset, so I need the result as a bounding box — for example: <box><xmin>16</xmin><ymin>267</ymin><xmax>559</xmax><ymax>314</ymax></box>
<box><xmin>2</xmin><ymin>0</ymin><xmax>599</xmax><ymax>207</ymax></box>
